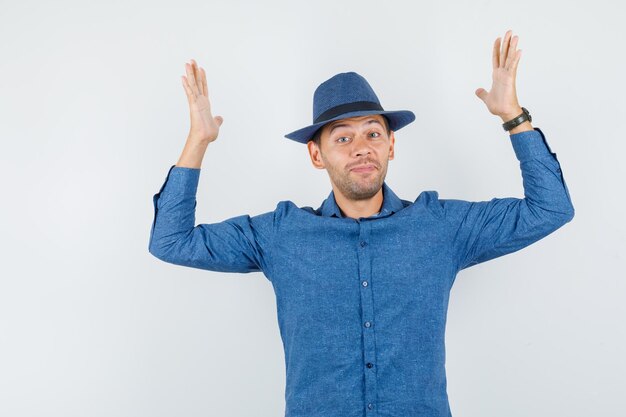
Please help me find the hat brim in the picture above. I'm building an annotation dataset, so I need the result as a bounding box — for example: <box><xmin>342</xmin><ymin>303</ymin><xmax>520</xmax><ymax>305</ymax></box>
<box><xmin>284</xmin><ymin>109</ymin><xmax>416</xmax><ymax>144</ymax></box>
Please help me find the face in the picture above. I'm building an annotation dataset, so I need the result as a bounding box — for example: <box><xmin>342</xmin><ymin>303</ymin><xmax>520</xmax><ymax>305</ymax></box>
<box><xmin>307</xmin><ymin>114</ymin><xmax>395</xmax><ymax>201</ymax></box>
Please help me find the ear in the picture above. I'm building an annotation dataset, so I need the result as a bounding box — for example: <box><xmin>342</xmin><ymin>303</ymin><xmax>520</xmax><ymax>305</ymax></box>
<box><xmin>388</xmin><ymin>131</ymin><xmax>395</xmax><ymax>160</ymax></box>
<box><xmin>307</xmin><ymin>140</ymin><xmax>325</xmax><ymax>169</ymax></box>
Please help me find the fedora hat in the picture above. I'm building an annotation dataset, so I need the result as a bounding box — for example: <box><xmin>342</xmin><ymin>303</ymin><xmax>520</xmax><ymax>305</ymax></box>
<box><xmin>284</xmin><ymin>71</ymin><xmax>415</xmax><ymax>144</ymax></box>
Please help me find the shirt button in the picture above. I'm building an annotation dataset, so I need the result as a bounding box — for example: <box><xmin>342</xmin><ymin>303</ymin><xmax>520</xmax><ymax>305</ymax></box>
<box><xmin>364</xmin><ymin>321</ymin><xmax>371</xmax><ymax>328</ymax></box>
<box><xmin>367</xmin><ymin>403</ymin><xmax>373</xmax><ymax>410</ymax></box>
<box><xmin>366</xmin><ymin>362</ymin><xmax>373</xmax><ymax>368</ymax></box>
<box><xmin>360</xmin><ymin>241</ymin><xmax>367</xmax><ymax>247</ymax></box>
<box><xmin>362</xmin><ymin>281</ymin><xmax>368</xmax><ymax>287</ymax></box>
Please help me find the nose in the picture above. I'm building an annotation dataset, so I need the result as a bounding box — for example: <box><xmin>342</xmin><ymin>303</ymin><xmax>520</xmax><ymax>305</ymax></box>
<box><xmin>351</xmin><ymin>133</ymin><xmax>373</xmax><ymax>157</ymax></box>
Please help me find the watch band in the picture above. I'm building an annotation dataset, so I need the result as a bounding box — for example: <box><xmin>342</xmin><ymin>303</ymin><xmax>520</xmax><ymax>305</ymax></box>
<box><xmin>502</xmin><ymin>107</ymin><xmax>532</xmax><ymax>131</ymax></box>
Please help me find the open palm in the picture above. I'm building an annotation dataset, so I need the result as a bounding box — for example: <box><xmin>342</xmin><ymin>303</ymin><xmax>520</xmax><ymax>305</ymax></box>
<box><xmin>475</xmin><ymin>30</ymin><xmax>523</xmax><ymax>119</ymax></box>
<box><xmin>181</xmin><ymin>59</ymin><xmax>223</xmax><ymax>143</ymax></box>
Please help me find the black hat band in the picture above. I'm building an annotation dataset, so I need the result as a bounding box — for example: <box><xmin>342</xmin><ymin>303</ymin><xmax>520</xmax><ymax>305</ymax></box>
<box><xmin>314</xmin><ymin>101</ymin><xmax>384</xmax><ymax>124</ymax></box>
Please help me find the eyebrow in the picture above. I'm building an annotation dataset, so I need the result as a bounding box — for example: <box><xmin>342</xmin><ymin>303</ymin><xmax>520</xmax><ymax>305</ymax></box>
<box><xmin>328</xmin><ymin>119</ymin><xmax>383</xmax><ymax>135</ymax></box>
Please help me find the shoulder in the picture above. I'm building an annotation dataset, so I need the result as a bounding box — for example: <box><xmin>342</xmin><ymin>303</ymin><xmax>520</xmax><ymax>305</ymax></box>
<box><xmin>409</xmin><ymin>190</ymin><xmax>477</xmax><ymax>221</ymax></box>
<box><xmin>268</xmin><ymin>199</ymin><xmax>320</xmax><ymax>219</ymax></box>
<box><xmin>412</xmin><ymin>190</ymin><xmax>444</xmax><ymax>215</ymax></box>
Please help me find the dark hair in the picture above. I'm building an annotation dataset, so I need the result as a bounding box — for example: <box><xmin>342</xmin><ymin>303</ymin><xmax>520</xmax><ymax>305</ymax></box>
<box><xmin>308</xmin><ymin>115</ymin><xmax>391</xmax><ymax>149</ymax></box>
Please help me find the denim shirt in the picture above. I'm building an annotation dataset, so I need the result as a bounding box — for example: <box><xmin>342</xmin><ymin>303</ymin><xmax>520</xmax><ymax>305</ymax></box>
<box><xmin>149</xmin><ymin>127</ymin><xmax>574</xmax><ymax>417</ymax></box>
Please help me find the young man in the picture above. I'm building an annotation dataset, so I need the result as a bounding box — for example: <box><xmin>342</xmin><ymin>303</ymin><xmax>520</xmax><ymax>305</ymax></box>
<box><xmin>149</xmin><ymin>30</ymin><xmax>574</xmax><ymax>417</ymax></box>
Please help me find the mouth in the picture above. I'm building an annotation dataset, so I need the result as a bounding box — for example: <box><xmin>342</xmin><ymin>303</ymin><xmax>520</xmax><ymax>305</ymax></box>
<box><xmin>350</xmin><ymin>164</ymin><xmax>377</xmax><ymax>173</ymax></box>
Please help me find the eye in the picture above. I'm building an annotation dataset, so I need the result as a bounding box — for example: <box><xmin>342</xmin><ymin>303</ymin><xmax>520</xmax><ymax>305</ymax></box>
<box><xmin>369</xmin><ymin>131</ymin><xmax>381</xmax><ymax>138</ymax></box>
<box><xmin>336</xmin><ymin>136</ymin><xmax>350</xmax><ymax>143</ymax></box>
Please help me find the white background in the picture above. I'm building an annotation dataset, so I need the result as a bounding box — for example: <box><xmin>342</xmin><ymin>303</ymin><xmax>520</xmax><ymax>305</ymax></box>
<box><xmin>1</xmin><ymin>1</ymin><xmax>624</xmax><ymax>416</ymax></box>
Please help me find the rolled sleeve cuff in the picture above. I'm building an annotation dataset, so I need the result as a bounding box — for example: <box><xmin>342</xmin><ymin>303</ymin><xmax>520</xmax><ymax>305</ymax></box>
<box><xmin>157</xmin><ymin>165</ymin><xmax>201</xmax><ymax>198</ymax></box>
<box><xmin>149</xmin><ymin>165</ymin><xmax>201</xmax><ymax>252</ymax></box>
<box><xmin>510</xmin><ymin>127</ymin><xmax>556</xmax><ymax>162</ymax></box>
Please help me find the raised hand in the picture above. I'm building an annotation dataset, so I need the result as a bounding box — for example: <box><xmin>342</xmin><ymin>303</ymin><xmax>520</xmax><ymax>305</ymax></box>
<box><xmin>475</xmin><ymin>30</ymin><xmax>524</xmax><ymax>122</ymax></box>
<box><xmin>181</xmin><ymin>59</ymin><xmax>223</xmax><ymax>143</ymax></box>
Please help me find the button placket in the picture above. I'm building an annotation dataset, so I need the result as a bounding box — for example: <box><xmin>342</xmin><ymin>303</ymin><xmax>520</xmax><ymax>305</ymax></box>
<box><xmin>357</xmin><ymin>221</ymin><xmax>378</xmax><ymax>413</ymax></box>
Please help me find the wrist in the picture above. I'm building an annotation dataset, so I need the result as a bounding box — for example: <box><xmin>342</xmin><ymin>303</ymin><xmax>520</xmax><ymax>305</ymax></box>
<box><xmin>501</xmin><ymin>106</ymin><xmax>533</xmax><ymax>133</ymax></box>
<box><xmin>499</xmin><ymin>107</ymin><xmax>524</xmax><ymax>123</ymax></box>
<box><xmin>186</xmin><ymin>134</ymin><xmax>213</xmax><ymax>147</ymax></box>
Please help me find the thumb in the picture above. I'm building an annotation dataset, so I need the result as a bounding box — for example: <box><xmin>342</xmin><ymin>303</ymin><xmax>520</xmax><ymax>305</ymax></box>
<box><xmin>475</xmin><ymin>87</ymin><xmax>488</xmax><ymax>102</ymax></box>
<box><xmin>214</xmin><ymin>115</ymin><xmax>224</xmax><ymax>127</ymax></box>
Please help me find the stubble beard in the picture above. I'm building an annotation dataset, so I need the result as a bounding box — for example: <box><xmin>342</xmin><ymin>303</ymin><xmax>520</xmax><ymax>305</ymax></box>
<box><xmin>323</xmin><ymin>154</ymin><xmax>389</xmax><ymax>201</ymax></box>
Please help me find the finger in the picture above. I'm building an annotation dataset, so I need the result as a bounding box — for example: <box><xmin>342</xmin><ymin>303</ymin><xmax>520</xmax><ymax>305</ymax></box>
<box><xmin>185</xmin><ymin>62</ymin><xmax>200</xmax><ymax>96</ymax></box>
<box><xmin>505</xmin><ymin>35</ymin><xmax>519</xmax><ymax>70</ymax></box>
<box><xmin>492</xmin><ymin>37</ymin><xmax>500</xmax><ymax>69</ymax></box>
<box><xmin>500</xmin><ymin>30</ymin><xmax>512</xmax><ymax>68</ymax></box>
<box><xmin>191</xmin><ymin>59</ymin><xmax>203</xmax><ymax>95</ymax></box>
<box><xmin>196</xmin><ymin>66</ymin><xmax>205</xmax><ymax>97</ymax></box>
<box><xmin>511</xmin><ymin>49</ymin><xmax>522</xmax><ymax>72</ymax></box>
<box><xmin>475</xmin><ymin>87</ymin><xmax>488</xmax><ymax>102</ymax></box>
<box><xmin>185</xmin><ymin>63</ymin><xmax>198</xmax><ymax>96</ymax></box>
<box><xmin>181</xmin><ymin>76</ymin><xmax>194</xmax><ymax>104</ymax></box>
<box><xmin>215</xmin><ymin>115</ymin><xmax>224</xmax><ymax>127</ymax></box>
<box><xmin>200</xmin><ymin>67</ymin><xmax>208</xmax><ymax>97</ymax></box>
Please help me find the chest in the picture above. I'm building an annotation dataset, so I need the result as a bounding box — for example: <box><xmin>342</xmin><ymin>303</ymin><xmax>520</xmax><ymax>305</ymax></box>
<box><xmin>269</xmin><ymin>215</ymin><xmax>457</xmax><ymax>311</ymax></box>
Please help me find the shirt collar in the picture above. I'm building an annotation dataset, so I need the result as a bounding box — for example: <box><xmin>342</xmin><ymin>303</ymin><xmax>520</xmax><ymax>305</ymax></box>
<box><xmin>319</xmin><ymin>181</ymin><xmax>405</xmax><ymax>219</ymax></box>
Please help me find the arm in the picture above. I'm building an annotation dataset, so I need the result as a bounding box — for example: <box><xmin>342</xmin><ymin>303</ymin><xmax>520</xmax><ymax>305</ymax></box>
<box><xmin>148</xmin><ymin>59</ymin><xmax>274</xmax><ymax>275</ymax></box>
<box><xmin>148</xmin><ymin>164</ymin><xmax>274</xmax><ymax>274</ymax></box>
<box><xmin>442</xmin><ymin>30</ymin><xmax>575</xmax><ymax>270</ymax></box>
<box><xmin>440</xmin><ymin>127</ymin><xmax>574</xmax><ymax>271</ymax></box>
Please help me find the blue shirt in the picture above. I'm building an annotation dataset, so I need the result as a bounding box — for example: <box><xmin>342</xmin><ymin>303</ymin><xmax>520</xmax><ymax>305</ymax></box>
<box><xmin>148</xmin><ymin>127</ymin><xmax>574</xmax><ymax>417</ymax></box>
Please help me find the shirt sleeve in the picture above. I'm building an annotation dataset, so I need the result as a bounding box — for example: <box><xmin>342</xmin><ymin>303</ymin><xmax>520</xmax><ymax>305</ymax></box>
<box><xmin>148</xmin><ymin>165</ymin><xmax>275</xmax><ymax>276</ymax></box>
<box><xmin>437</xmin><ymin>127</ymin><xmax>575</xmax><ymax>271</ymax></box>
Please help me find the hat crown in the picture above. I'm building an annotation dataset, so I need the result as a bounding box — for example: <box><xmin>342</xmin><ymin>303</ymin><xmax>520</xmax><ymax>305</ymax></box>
<box><xmin>283</xmin><ymin>71</ymin><xmax>415</xmax><ymax>144</ymax></box>
<box><xmin>312</xmin><ymin>72</ymin><xmax>381</xmax><ymax>122</ymax></box>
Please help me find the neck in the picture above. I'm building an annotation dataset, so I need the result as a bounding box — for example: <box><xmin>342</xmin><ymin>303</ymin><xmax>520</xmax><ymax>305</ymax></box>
<box><xmin>333</xmin><ymin>186</ymin><xmax>384</xmax><ymax>219</ymax></box>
